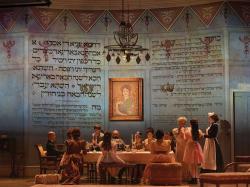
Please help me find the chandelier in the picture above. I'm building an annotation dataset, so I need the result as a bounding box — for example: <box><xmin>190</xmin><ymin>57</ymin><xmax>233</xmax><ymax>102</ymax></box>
<box><xmin>104</xmin><ymin>0</ymin><xmax>150</xmax><ymax>64</ymax></box>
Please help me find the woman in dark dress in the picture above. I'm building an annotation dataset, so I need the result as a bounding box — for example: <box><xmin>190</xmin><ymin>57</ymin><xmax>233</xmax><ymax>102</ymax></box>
<box><xmin>201</xmin><ymin>112</ymin><xmax>224</xmax><ymax>173</ymax></box>
<box><xmin>60</xmin><ymin>128</ymin><xmax>86</xmax><ymax>185</ymax></box>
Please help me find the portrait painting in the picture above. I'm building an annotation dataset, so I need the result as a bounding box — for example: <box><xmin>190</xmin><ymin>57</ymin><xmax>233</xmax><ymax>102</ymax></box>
<box><xmin>109</xmin><ymin>78</ymin><xmax>143</xmax><ymax>121</ymax></box>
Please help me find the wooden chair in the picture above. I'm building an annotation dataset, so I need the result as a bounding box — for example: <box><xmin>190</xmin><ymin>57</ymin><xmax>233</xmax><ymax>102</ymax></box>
<box><xmin>200</xmin><ymin>172</ymin><xmax>250</xmax><ymax>187</ymax></box>
<box><xmin>35</xmin><ymin>144</ymin><xmax>60</xmax><ymax>174</ymax></box>
<box><xmin>86</xmin><ymin>162</ymin><xmax>97</xmax><ymax>182</ymax></box>
<box><xmin>99</xmin><ymin>162</ymin><xmax>136</xmax><ymax>184</ymax></box>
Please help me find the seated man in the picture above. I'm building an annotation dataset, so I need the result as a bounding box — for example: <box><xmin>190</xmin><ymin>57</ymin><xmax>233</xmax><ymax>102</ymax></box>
<box><xmin>111</xmin><ymin>130</ymin><xmax>126</xmax><ymax>151</ymax></box>
<box><xmin>46</xmin><ymin>131</ymin><xmax>62</xmax><ymax>157</ymax></box>
<box><xmin>90</xmin><ymin>124</ymin><xmax>104</xmax><ymax>151</ymax></box>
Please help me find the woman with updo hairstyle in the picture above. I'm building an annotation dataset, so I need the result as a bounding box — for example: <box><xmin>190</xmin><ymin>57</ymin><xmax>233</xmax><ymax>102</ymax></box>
<box><xmin>59</xmin><ymin>128</ymin><xmax>73</xmax><ymax>170</ymax></box>
<box><xmin>201</xmin><ymin>112</ymin><xmax>224</xmax><ymax>173</ymax></box>
<box><xmin>150</xmin><ymin>129</ymin><xmax>173</xmax><ymax>157</ymax></box>
<box><xmin>60</xmin><ymin>128</ymin><xmax>86</xmax><ymax>185</ymax></box>
<box><xmin>142</xmin><ymin>129</ymin><xmax>175</xmax><ymax>184</ymax></box>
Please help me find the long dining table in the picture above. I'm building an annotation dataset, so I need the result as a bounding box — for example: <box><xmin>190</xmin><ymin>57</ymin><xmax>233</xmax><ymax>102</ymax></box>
<box><xmin>83</xmin><ymin>151</ymin><xmax>153</xmax><ymax>164</ymax></box>
<box><xmin>83</xmin><ymin>151</ymin><xmax>153</xmax><ymax>182</ymax></box>
<box><xmin>83</xmin><ymin>150</ymin><xmax>175</xmax><ymax>164</ymax></box>
<box><xmin>83</xmin><ymin>151</ymin><xmax>176</xmax><ymax>183</ymax></box>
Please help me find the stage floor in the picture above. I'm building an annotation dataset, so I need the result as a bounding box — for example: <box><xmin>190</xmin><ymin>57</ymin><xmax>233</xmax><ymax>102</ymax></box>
<box><xmin>33</xmin><ymin>185</ymin><xmax>190</xmax><ymax>187</ymax></box>
<box><xmin>0</xmin><ymin>177</ymin><xmax>192</xmax><ymax>187</ymax></box>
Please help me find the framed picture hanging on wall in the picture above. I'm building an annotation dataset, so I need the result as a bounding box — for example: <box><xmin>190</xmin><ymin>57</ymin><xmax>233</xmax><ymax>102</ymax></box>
<box><xmin>109</xmin><ymin>78</ymin><xmax>143</xmax><ymax>121</ymax></box>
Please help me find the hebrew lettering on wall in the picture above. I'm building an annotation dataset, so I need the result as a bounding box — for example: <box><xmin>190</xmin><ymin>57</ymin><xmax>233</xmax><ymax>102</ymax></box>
<box><xmin>150</xmin><ymin>34</ymin><xmax>225</xmax><ymax>129</ymax></box>
<box><xmin>29</xmin><ymin>37</ymin><xmax>104</xmax><ymax>126</ymax></box>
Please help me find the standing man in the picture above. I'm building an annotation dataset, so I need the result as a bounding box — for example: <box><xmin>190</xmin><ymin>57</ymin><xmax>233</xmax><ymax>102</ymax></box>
<box><xmin>172</xmin><ymin>116</ymin><xmax>190</xmax><ymax>181</ymax></box>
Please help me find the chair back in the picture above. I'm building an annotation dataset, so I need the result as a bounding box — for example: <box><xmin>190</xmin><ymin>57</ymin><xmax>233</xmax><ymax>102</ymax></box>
<box><xmin>35</xmin><ymin>144</ymin><xmax>46</xmax><ymax>157</ymax></box>
<box><xmin>35</xmin><ymin>144</ymin><xmax>59</xmax><ymax>174</ymax></box>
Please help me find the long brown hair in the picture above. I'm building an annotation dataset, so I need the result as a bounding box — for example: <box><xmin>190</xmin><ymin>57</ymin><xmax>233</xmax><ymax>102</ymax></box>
<box><xmin>190</xmin><ymin>119</ymin><xmax>199</xmax><ymax>141</ymax></box>
<box><xmin>102</xmin><ymin>132</ymin><xmax>112</xmax><ymax>151</ymax></box>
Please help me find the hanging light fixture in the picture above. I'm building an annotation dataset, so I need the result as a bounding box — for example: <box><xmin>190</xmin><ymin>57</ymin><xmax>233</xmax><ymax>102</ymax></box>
<box><xmin>104</xmin><ymin>0</ymin><xmax>150</xmax><ymax>64</ymax></box>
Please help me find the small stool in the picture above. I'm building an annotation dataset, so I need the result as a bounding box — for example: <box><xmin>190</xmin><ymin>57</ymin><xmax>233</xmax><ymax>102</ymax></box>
<box><xmin>147</xmin><ymin>162</ymin><xmax>182</xmax><ymax>185</ymax></box>
<box><xmin>35</xmin><ymin>174</ymin><xmax>60</xmax><ymax>184</ymax></box>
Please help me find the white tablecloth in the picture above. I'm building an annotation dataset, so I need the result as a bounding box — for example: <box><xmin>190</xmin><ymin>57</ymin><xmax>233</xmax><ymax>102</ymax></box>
<box><xmin>83</xmin><ymin>151</ymin><xmax>175</xmax><ymax>164</ymax></box>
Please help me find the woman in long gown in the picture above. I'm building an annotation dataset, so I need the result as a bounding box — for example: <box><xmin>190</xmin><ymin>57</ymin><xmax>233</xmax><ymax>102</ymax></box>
<box><xmin>172</xmin><ymin>116</ymin><xmax>190</xmax><ymax>181</ymax></box>
<box><xmin>97</xmin><ymin>131</ymin><xmax>125</xmax><ymax>178</ymax></box>
<box><xmin>59</xmin><ymin>128</ymin><xmax>73</xmax><ymax>169</ymax></box>
<box><xmin>201</xmin><ymin>112</ymin><xmax>224</xmax><ymax>172</ymax></box>
<box><xmin>142</xmin><ymin>129</ymin><xmax>175</xmax><ymax>184</ymax></box>
<box><xmin>60</xmin><ymin>128</ymin><xmax>86</xmax><ymax>185</ymax></box>
<box><xmin>183</xmin><ymin>119</ymin><xmax>204</xmax><ymax>184</ymax></box>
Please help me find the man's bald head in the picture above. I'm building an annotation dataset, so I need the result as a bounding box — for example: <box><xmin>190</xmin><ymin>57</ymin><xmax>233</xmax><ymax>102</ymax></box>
<box><xmin>48</xmin><ymin>131</ymin><xmax>56</xmax><ymax>142</ymax></box>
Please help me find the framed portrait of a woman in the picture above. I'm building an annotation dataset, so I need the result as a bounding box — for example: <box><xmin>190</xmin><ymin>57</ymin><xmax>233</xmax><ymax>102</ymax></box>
<box><xmin>109</xmin><ymin>78</ymin><xmax>143</xmax><ymax>121</ymax></box>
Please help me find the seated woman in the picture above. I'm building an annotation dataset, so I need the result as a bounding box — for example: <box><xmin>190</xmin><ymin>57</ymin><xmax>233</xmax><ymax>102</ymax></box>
<box><xmin>144</xmin><ymin>127</ymin><xmax>156</xmax><ymax>151</ymax></box>
<box><xmin>60</xmin><ymin>128</ymin><xmax>86</xmax><ymax>185</ymax></box>
<box><xmin>97</xmin><ymin>131</ymin><xmax>125</xmax><ymax>178</ymax></box>
<box><xmin>164</xmin><ymin>131</ymin><xmax>176</xmax><ymax>153</ymax></box>
<box><xmin>142</xmin><ymin>129</ymin><xmax>175</xmax><ymax>184</ymax></box>
<box><xmin>132</xmin><ymin>131</ymin><xmax>144</xmax><ymax>150</ymax></box>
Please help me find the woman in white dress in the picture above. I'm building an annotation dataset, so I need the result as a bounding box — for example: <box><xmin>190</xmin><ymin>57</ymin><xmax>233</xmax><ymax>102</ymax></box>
<box><xmin>97</xmin><ymin>131</ymin><xmax>125</xmax><ymax>178</ymax></box>
<box><xmin>201</xmin><ymin>112</ymin><xmax>224</xmax><ymax>172</ymax></box>
<box><xmin>144</xmin><ymin>127</ymin><xmax>156</xmax><ymax>151</ymax></box>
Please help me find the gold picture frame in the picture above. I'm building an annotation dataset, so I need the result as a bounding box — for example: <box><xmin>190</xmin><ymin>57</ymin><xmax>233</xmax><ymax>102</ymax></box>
<box><xmin>109</xmin><ymin>78</ymin><xmax>143</xmax><ymax>121</ymax></box>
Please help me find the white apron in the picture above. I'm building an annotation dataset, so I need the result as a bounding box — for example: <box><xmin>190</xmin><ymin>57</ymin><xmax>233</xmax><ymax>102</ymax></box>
<box><xmin>201</xmin><ymin>127</ymin><xmax>216</xmax><ymax>170</ymax></box>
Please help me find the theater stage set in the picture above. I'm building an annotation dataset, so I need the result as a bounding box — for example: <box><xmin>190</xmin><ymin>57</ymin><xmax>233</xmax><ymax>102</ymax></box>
<box><xmin>0</xmin><ymin>0</ymin><xmax>250</xmax><ymax>186</ymax></box>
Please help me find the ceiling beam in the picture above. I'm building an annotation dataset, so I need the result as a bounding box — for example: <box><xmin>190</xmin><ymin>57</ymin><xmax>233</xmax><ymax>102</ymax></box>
<box><xmin>0</xmin><ymin>0</ymin><xmax>51</xmax><ymax>8</ymax></box>
<box><xmin>47</xmin><ymin>0</ymin><xmax>245</xmax><ymax>10</ymax></box>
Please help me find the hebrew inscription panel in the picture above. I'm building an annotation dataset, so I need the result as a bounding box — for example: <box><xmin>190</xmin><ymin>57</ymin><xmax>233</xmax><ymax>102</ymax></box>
<box><xmin>150</xmin><ymin>34</ymin><xmax>225</xmax><ymax>129</ymax></box>
<box><xmin>29</xmin><ymin>36</ymin><xmax>104</xmax><ymax>126</ymax></box>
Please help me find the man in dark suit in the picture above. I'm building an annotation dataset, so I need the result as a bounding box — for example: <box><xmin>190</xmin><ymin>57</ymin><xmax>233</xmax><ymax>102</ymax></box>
<box><xmin>46</xmin><ymin>131</ymin><xmax>61</xmax><ymax>157</ymax></box>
